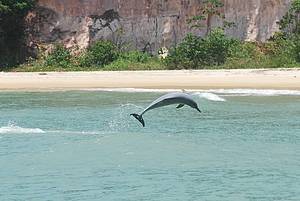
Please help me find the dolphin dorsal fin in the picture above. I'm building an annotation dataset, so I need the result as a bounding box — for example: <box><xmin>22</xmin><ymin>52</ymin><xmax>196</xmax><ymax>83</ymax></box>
<box><xmin>176</xmin><ymin>104</ymin><xmax>185</xmax><ymax>109</ymax></box>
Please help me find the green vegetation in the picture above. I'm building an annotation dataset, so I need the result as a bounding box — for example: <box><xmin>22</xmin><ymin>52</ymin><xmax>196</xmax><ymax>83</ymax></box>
<box><xmin>3</xmin><ymin>0</ymin><xmax>300</xmax><ymax>71</ymax></box>
<box><xmin>45</xmin><ymin>45</ymin><xmax>73</xmax><ymax>68</ymax></box>
<box><xmin>78</xmin><ymin>41</ymin><xmax>119</xmax><ymax>68</ymax></box>
<box><xmin>165</xmin><ymin>29</ymin><xmax>237</xmax><ymax>69</ymax></box>
<box><xmin>165</xmin><ymin>0</ymin><xmax>300</xmax><ymax>69</ymax></box>
<box><xmin>103</xmin><ymin>51</ymin><xmax>163</xmax><ymax>71</ymax></box>
<box><xmin>10</xmin><ymin>34</ymin><xmax>300</xmax><ymax>71</ymax></box>
<box><xmin>13</xmin><ymin>41</ymin><xmax>163</xmax><ymax>72</ymax></box>
<box><xmin>187</xmin><ymin>0</ymin><xmax>234</xmax><ymax>35</ymax></box>
<box><xmin>278</xmin><ymin>0</ymin><xmax>300</xmax><ymax>35</ymax></box>
<box><xmin>164</xmin><ymin>30</ymin><xmax>300</xmax><ymax>70</ymax></box>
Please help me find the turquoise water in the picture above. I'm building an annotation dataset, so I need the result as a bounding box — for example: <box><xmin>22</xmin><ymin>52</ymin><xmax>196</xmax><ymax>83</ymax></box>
<box><xmin>0</xmin><ymin>91</ymin><xmax>299</xmax><ymax>201</ymax></box>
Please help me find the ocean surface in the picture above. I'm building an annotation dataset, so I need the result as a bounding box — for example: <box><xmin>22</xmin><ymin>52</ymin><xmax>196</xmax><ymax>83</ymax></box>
<box><xmin>0</xmin><ymin>89</ymin><xmax>299</xmax><ymax>201</ymax></box>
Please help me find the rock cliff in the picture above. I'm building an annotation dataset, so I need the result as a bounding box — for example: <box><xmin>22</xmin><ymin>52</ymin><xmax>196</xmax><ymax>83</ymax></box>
<box><xmin>26</xmin><ymin>0</ymin><xmax>291</xmax><ymax>53</ymax></box>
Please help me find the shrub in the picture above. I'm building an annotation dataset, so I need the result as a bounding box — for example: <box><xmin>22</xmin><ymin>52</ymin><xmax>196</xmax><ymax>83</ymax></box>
<box><xmin>223</xmin><ymin>32</ymin><xmax>300</xmax><ymax>68</ymax></box>
<box><xmin>165</xmin><ymin>29</ymin><xmax>237</xmax><ymax>69</ymax></box>
<box><xmin>264</xmin><ymin>33</ymin><xmax>299</xmax><ymax>67</ymax></box>
<box><xmin>165</xmin><ymin>34</ymin><xmax>209</xmax><ymax>69</ymax></box>
<box><xmin>103</xmin><ymin>58</ymin><xmax>163</xmax><ymax>71</ymax></box>
<box><xmin>204</xmin><ymin>28</ymin><xmax>237</xmax><ymax>65</ymax></box>
<box><xmin>45</xmin><ymin>44</ymin><xmax>72</xmax><ymax>68</ymax></box>
<box><xmin>79</xmin><ymin>40</ymin><xmax>118</xmax><ymax>67</ymax></box>
<box><xmin>223</xmin><ymin>42</ymin><xmax>268</xmax><ymax>69</ymax></box>
<box><xmin>102</xmin><ymin>51</ymin><xmax>164</xmax><ymax>71</ymax></box>
<box><xmin>293</xmin><ymin>35</ymin><xmax>300</xmax><ymax>62</ymax></box>
<box><xmin>229</xmin><ymin>41</ymin><xmax>261</xmax><ymax>59</ymax></box>
<box><xmin>226</xmin><ymin>41</ymin><xmax>265</xmax><ymax>66</ymax></box>
<box><xmin>278</xmin><ymin>0</ymin><xmax>300</xmax><ymax>35</ymax></box>
<box><xmin>118</xmin><ymin>51</ymin><xmax>150</xmax><ymax>63</ymax></box>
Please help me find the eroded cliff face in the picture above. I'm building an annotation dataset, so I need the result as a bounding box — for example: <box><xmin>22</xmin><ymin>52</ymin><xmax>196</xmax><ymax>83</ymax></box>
<box><xmin>225</xmin><ymin>0</ymin><xmax>291</xmax><ymax>41</ymax></box>
<box><xmin>26</xmin><ymin>0</ymin><xmax>291</xmax><ymax>53</ymax></box>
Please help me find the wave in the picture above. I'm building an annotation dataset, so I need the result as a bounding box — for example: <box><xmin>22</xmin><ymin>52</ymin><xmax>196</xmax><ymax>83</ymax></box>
<box><xmin>82</xmin><ymin>88</ymin><xmax>178</xmax><ymax>93</ymax></box>
<box><xmin>47</xmin><ymin>130</ymin><xmax>102</xmax><ymax>135</ymax></box>
<box><xmin>193</xmin><ymin>92</ymin><xmax>226</xmax><ymax>102</ymax></box>
<box><xmin>83</xmin><ymin>88</ymin><xmax>300</xmax><ymax>96</ymax></box>
<box><xmin>82</xmin><ymin>88</ymin><xmax>227</xmax><ymax>102</ymax></box>
<box><xmin>0</xmin><ymin>126</ymin><xmax>104</xmax><ymax>135</ymax></box>
<box><xmin>84</xmin><ymin>88</ymin><xmax>300</xmax><ymax>101</ymax></box>
<box><xmin>205</xmin><ymin>89</ymin><xmax>300</xmax><ymax>96</ymax></box>
<box><xmin>0</xmin><ymin>124</ymin><xmax>45</xmax><ymax>134</ymax></box>
<box><xmin>6</xmin><ymin>87</ymin><xmax>299</xmax><ymax>97</ymax></box>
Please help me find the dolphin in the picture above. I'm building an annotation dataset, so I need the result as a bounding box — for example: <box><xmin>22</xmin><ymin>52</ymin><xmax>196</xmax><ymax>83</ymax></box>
<box><xmin>130</xmin><ymin>92</ymin><xmax>201</xmax><ymax>127</ymax></box>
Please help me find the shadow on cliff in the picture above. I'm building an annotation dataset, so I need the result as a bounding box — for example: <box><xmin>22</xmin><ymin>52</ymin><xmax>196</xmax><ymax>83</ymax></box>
<box><xmin>0</xmin><ymin>19</ymin><xmax>28</xmax><ymax>70</ymax></box>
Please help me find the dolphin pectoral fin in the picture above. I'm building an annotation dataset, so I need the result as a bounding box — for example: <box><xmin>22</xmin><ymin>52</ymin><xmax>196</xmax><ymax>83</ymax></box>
<box><xmin>176</xmin><ymin>104</ymin><xmax>185</xmax><ymax>109</ymax></box>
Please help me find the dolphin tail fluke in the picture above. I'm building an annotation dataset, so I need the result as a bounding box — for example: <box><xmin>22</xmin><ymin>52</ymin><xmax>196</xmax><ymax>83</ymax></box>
<box><xmin>130</xmin><ymin>113</ymin><xmax>145</xmax><ymax>127</ymax></box>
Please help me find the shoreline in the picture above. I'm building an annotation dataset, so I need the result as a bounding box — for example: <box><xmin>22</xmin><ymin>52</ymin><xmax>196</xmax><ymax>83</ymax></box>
<box><xmin>1</xmin><ymin>69</ymin><xmax>300</xmax><ymax>91</ymax></box>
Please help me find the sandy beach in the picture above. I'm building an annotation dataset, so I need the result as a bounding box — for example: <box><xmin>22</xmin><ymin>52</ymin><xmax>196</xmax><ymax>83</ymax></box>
<box><xmin>1</xmin><ymin>69</ymin><xmax>300</xmax><ymax>91</ymax></box>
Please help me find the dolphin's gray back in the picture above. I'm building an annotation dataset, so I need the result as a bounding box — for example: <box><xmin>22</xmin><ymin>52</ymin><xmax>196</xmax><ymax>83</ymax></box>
<box><xmin>141</xmin><ymin>92</ymin><xmax>196</xmax><ymax>115</ymax></box>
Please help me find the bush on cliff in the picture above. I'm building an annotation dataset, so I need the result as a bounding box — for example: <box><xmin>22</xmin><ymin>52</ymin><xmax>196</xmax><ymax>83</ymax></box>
<box><xmin>44</xmin><ymin>44</ymin><xmax>73</xmax><ymax>68</ymax></box>
<box><xmin>118</xmin><ymin>51</ymin><xmax>151</xmax><ymax>63</ymax></box>
<box><xmin>266</xmin><ymin>33</ymin><xmax>299</xmax><ymax>66</ymax></box>
<box><xmin>79</xmin><ymin>41</ymin><xmax>119</xmax><ymax>67</ymax></box>
<box><xmin>103</xmin><ymin>51</ymin><xmax>163</xmax><ymax>71</ymax></box>
<box><xmin>165</xmin><ymin>29</ymin><xmax>237</xmax><ymax>69</ymax></box>
<box><xmin>221</xmin><ymin>42</ymin><xmax>264</xmax><ymax>68</ymax></box>
<box><xmin>278</xmin><ymin>0</ymin><xmax>300</xmax><ymax>35</ymax></box>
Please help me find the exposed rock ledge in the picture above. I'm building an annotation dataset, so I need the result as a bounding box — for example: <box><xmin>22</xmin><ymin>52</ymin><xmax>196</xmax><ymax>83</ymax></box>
<box><xmin>26</xmin><ymin>0</ymin><xmax>291</xmax><ymax>54</ymax></box>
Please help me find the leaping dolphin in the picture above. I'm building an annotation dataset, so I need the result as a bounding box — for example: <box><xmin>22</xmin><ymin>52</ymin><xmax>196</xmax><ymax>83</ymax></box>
<box><xmin>130</xmin><ymin>92</ymin><xmax>201</xmax><ymax>127</ymax></box>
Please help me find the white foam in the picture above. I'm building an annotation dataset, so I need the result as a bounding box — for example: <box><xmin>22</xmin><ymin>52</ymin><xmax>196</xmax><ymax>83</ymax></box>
<box><xmin>193</xmin><ymin>92</ymin><xmax>226</xmax><ymax>102</ymax></box>
<box><xmin>6</xmin><ymin>87</ymin><xmax>299</xmax><ymax>96</ymax></box>
<box><xmin>48</xmin><ymin>130</ymin><xmax>101</xmax><ymax>135</ymax></box>
<box><xmin>80</xmin><ymin>88</ymin><xmax>300</xmax><ymax>96</ymax></box>
<box><xmin>0</xmin><ymin>125</ymin><xmax>45</xmax><ymax>134</ymax></box>
<box><xmin>82</xmin><ymin>88</ymin><xmax>177</xmax><ymax>93</ymax></box>
<box><xmin>205</xmin><ymin>89</ymin><xmax>300</xmax><ymax>96</ymax></box>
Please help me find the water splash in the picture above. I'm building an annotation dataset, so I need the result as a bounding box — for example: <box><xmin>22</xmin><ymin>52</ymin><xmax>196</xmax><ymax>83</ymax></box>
<box><xmin>107</xmin><ymin>103</ymin><xmax>142</xmax><ymax>131</ymax></box>
<box><xmin>120</xmin><ymin>103</ymin><xmax>144</xmax><ymax>110</ymax></box>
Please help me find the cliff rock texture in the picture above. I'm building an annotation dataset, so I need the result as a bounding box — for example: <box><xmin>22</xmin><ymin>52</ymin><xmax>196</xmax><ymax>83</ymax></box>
<box><xmin>26</xmin><ymin>0</ymin><xmax>291</xmax><ymax>53</ymax></box>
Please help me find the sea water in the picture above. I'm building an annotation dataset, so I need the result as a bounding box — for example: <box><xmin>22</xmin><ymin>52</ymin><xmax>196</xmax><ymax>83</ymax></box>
<box><xmin>0</xmin><ymin>90</ymin><xmax>299</xmax><ymax>201</ymax></box>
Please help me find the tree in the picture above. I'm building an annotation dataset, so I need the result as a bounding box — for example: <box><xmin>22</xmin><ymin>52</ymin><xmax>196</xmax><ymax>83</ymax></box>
<box><xmin>278</xmin><ymin>0</ymin><xmax>300</xmax><ymax>35</ymax></box>
<box><xmin>0</xmin><ymin>0</ymin><xmax>35</xmax><ymax>21</ymax></box>
<box><xmin>187</xmin><ymin>0</ymin><xmax>234</xmax><ymax>36</ymax></box>
<box><xmin>0</xmin><ymin>0</ymin><xmax>36</xmax><ymax>68</ymax></box>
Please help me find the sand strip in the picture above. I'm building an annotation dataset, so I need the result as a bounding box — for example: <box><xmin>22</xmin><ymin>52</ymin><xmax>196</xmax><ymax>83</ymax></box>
<box><xmin>1</xmin><ymin>69</ymin><xmax>300</xmax><ymax>91</ymax></box>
